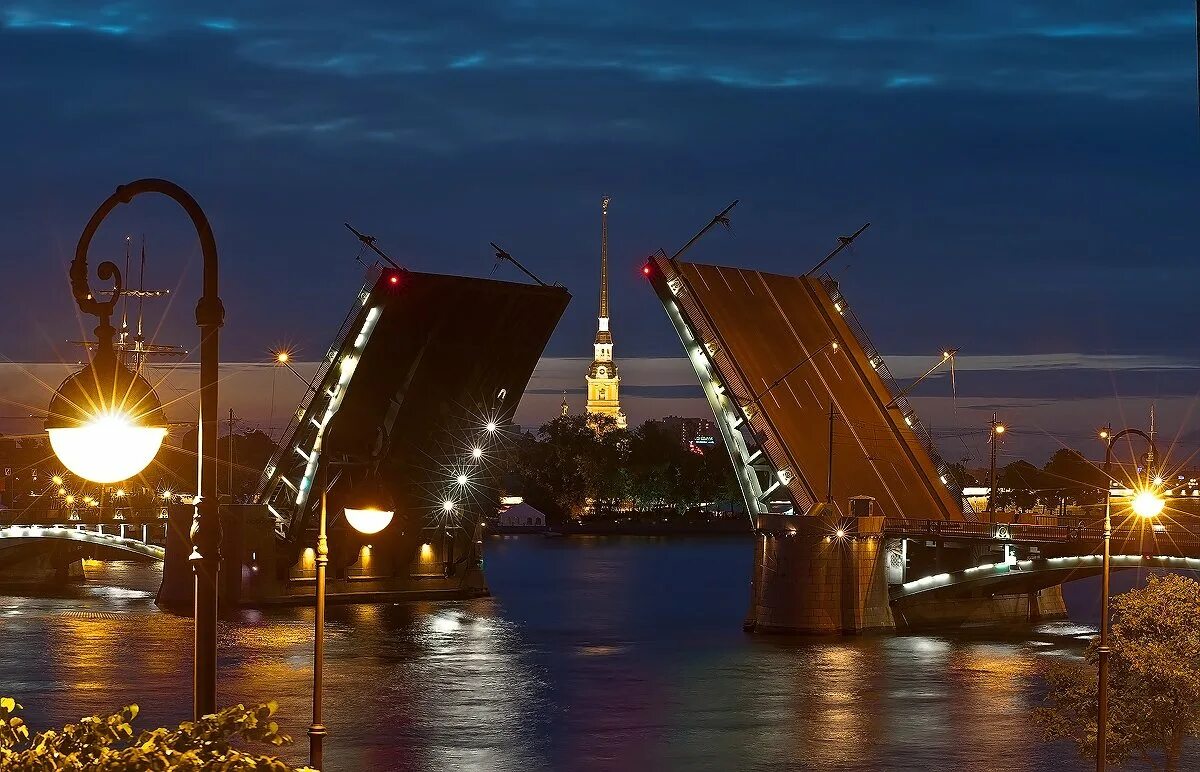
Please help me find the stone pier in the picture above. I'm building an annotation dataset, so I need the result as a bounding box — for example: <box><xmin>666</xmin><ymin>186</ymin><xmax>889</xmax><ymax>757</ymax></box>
<box><xmin>746</xmin><ymin>513</ymin><xmax>894</xmax><ymax>634</ymax></box>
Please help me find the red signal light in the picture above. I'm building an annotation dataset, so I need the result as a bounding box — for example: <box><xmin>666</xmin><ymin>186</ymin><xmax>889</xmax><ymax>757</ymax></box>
<box><xmin>389</xmin><ymin>275</ymin><xmax>399</xmax><ymax>285</ymax></box>
<box><xmin>642</xmin><ymin>265</ymin><xmax>652</xmax><ymax>276</ymax></box>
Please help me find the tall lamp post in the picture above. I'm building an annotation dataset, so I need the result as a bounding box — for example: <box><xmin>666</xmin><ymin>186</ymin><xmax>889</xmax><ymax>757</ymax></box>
<box><xmin>986</xmin><ymin>415</ymin><xmax>1005</xmax><ymax>514</ymax></box>
<box><xmin>1095</xmin><ymin>427</ymin><xmax>1162</xmax><ymax>772</ymax></box>
<box><xmin>46</xmin><ymin>178</ymin><xmax>224</xmax><ymax>719</ymax></box>
<box><xmin>308</xmin><ymin>442</ymin><xmax>394</xmax><ymax>770</ymax></box>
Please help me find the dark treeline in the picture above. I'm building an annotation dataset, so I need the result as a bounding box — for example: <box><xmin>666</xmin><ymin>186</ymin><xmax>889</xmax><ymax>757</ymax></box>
<box><xmin>506</xmin><ymin>414</ymin><xmax>740</xmax><ymax>523</ymax></box>
<box><xmin>948</xmin><ymin>448</ymin><xmax>1112</xmax><ymax>513</ymax></box>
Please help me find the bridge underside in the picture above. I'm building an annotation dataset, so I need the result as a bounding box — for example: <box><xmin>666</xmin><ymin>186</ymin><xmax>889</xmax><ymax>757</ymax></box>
<box><xmin>0</xmin><ymin>527</ymin><xmax>163</xmax><ymax>584</ymax></box>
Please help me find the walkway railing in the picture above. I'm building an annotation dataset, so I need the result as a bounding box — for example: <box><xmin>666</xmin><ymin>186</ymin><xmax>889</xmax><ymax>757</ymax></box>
<box><xmin>884</xmin><ymin>517</ymin><xmax>1200</xmax><ymax>552</ymax></box>
<box><xmin>815</xmin><ymin>275</ymin><xmax>960</xmax><ymax>501</ymax></box>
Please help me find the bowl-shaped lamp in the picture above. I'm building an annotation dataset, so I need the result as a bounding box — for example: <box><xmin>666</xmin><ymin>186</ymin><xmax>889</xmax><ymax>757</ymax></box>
<box><xmin>342</xmin><ymin>473</ymin><xmax>396</xmax><ymax>535</ymax></box>
<box><xmin>45</xmin><ymin>359</ymin><xmax>168</xmax><ymax>484</ymax></box>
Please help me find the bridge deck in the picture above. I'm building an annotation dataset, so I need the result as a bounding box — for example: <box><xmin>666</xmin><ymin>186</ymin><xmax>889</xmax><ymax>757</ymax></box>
<box><xmin>648</xmin><ymin>257</ymin><xmax>959</xmax><ymax>520</ymax></box>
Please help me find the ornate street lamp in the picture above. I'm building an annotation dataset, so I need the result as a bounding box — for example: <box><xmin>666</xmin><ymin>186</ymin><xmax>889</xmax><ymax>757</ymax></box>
<box><xmin>309</xmin><ymin>457</ymin><xmax>395</xmax><ymax>769</ymax></box>
<box><xmin>1095</xmin><ymin>427</ymin><xmax>1162</xmax><ymax>772</ymax></box>
<box><xmin>47</xmin><ymin>178</ymin><xmax>224</xmax><ymax>720</ymax></box>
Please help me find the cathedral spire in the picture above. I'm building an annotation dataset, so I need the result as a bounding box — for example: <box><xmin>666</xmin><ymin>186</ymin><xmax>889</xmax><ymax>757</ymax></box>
<box><xmin>595</xmin><ymin>195</ymin><xmax>612</xmax><ymax>347</ymax></box>
<box><xmin>586</xmin><ymin>194</ymin><xmax>625</xmax><ymax>429</ymax></box>
<box><xmin>600</xmin><ymin>195</ymin><xmax>610</xmax><ymax>319</ymax></box>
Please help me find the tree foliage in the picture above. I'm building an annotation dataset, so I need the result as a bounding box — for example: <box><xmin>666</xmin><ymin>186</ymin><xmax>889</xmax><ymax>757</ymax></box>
<box><xmin>0</xmin><ymin>698</ymin><xmax>313</xmax><ymax>771</ymax></box>
<box><xmin>1036</xmin><ymin>574</ymin><xmax>1200</xmax><ymax>771</ymax></box>
<box><xmin>995</xmin><ymin>460</ymin><xmax>1041</xmax><ymax>512</ymax></box>
<box><xmin>509</xmin><ymin>415</ymin><xmax>737</xmax><ymax>520</ymax></box>
<box><xmin>1041</xmin><ymin>448</ymin><xmax>1107</xmax><ymax>508</ymax></box>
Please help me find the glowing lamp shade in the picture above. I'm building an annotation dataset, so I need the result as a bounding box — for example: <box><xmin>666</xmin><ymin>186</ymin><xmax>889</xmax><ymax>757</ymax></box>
<box><xmin>344</xmin><ymin>507</ymin><xmax>394</xmax><ymax>535</ymax></box>
<box><xmin>342</xmin><ymin>473</ymin><xmax>396</xmax><ymax>535</ymax></box>
<box><xmin>49</xmin><ymin>414</ymin><xmax>166</xmax><ymax>484</ymax></box>
<box><xmin>45</xmin><ymin>358</ymin><xmax>168</xmax><ymax>484</ymax></box>
<box><xmin>1132</xmin><ymin>490</ymin><xmax>1165</xmax><ymax>519</ymax></box>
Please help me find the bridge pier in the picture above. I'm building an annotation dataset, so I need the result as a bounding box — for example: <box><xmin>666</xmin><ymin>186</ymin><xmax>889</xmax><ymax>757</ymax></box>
<box><xmin>892</xmin><ymin>585</ymin><xmax>1067</xmax><ymax>629</ymax></box>
<box><xmin>746</xmin><ymin>513</ymin><xmax>894</xmax><ymax>634</ymax></box>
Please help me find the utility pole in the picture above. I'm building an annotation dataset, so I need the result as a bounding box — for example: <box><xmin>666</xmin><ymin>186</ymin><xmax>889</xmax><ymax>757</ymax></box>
<box><xmin>827</xmin><ymin>401</ymin><xmax>837</xmax><ymax>504</ymax></box>
<box><xmin>227</xmin><ymin>408</ymin><xmax>236</xmax><ymax>501</ymax></box>
<box><xmin>987</xmin><ymin>414</ymin><xmax>1005</xmax><ymax>515</ymax></box>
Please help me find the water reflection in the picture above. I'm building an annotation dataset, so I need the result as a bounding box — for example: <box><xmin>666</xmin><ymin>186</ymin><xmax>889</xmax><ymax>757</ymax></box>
<box><xmin>1</xmin><ymin>539</ymin><xmax>1194</xmax><ymax>771</ymax></box>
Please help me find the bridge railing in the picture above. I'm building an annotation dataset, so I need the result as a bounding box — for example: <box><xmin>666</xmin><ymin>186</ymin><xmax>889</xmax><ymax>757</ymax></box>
<box><xmin>815</xmin><ymin>276</ymin><xmax>961</xmax><ymax>503</ymax></box>
<box><xmin>885</xmin><ymin>518</ymin><xmax>1200</xmax><ymax>551</ymax></box>
<box><xmin>256</xmin><ymin>264</ymin><xmax>383</xmax><ymax>502</ymax></box>
<box><xmin>660</xmin><ymin>258</ymin><xmax>816</xmax><ymax>513</ymax></box>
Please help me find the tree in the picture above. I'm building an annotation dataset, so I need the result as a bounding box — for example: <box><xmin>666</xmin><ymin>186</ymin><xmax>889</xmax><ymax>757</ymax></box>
<box><xmin>512</xmin><ymin>414</ymin><xmax>626</xmax><ymax>519</ymax></box>
<box><xmin>1042</xmin><ymin>448</ymin><xmax>1106</xmax><ymax>509</ymax></box>
<box><xmin>1036</xmin><ymin>574</ymin><xmax>1200</xmax><ymax>771</ymax></box>
<box><xmin>0</xmin><ymin>697</ymin><xmax>313</xmax><ymax>770</ymax></box>
<box><xmin>943</xmin><ymin>462</ymin><xmax>977</xmax><ymax>490</ymax></box>
<box><xmin>996</xmin><ymin>460</ymin><xmax>1040</xmax><ymax>512</ymax></box>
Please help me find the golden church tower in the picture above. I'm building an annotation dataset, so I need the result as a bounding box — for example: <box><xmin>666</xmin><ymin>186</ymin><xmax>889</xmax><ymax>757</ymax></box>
<box><xmin>585</xmin><ymin>195</ymin><xmax>627</xmax><ymax>429</ymax></box>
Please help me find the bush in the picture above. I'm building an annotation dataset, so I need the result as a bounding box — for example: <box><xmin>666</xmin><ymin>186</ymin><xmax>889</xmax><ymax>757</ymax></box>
<box><xmin>0</xmin><ymin>697</ymin><xmax>314</xmax><ymax>770</ymax></box>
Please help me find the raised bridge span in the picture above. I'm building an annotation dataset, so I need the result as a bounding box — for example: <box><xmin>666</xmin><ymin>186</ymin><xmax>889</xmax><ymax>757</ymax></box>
<box><xmin>645</xmin><ymin>253</ymin><xmax>1200</xmax><ymax>633</ymax></box>
<box><xmin>3</xmin><ymin>262</ymin><xmax>568</xmax><ymax>607</ymax></box>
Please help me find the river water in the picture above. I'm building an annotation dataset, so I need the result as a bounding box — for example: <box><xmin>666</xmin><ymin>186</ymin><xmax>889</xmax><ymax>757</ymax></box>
<box><xmin>1</xmin><ymin>536</ymin><xmax>1189</xmax><ymax>771</ymax></box>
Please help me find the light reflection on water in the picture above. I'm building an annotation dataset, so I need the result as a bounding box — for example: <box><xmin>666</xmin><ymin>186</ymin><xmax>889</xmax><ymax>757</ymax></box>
<box><xmin>1</xmin><ymin>537</ymin><xmax>1192</xmax><ymax>771</ymax></box>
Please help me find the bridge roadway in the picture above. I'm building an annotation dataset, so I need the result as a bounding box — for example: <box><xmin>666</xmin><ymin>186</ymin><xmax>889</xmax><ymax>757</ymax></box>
<box><xmin>647</xmin><ymin>256</ymin><xmax>960</xmax><ymax>521</ymax></box>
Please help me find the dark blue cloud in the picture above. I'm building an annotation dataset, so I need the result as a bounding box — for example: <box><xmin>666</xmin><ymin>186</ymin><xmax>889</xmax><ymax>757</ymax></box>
<box><xmin>0</xmin><ymin>0</ymin><xmax>1196</xmax><ymax>373</ymax></box>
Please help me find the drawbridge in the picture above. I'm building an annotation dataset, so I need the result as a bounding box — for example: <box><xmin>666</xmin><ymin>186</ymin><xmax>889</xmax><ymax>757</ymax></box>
<box><xmin>645</xmin><ymin>250</ymin><xmax>1200</xmax><ymax>633</ymax></box>
<box><xmin>645</xmin><ymin>254</ymin><xmax>960</xmax><ymax>522</ymax></box>
<box><xmin>3</xmin><ymin>261</ymin><xmax>569</xmax><ymax>603</ymax></box>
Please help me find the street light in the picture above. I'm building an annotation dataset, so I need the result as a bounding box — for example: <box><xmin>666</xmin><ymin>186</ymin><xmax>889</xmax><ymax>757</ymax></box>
<box><xmin>46</xmin><ymin>178</ymin><xmax>224</xmax><ymax>720</ymax></box>
<box><xmin>1096</xmin><ymin>427</ymin><xmax>1159</xmax><ymax>772</ymax></box>
<box><xmin>309</xmin><ymin>456</ymin><xmax>394</xmax><ymax>770</ymax></box>
<box><xmin>46</xmin><ymin>356</ymin><xmax>167</xmax><ymax>484</ymax></box>
<box><xmin>1131</xmin><ymin>488</ymin><xmax>1165</xmax><ymax>519</ymax></box>
<box><xmin>986</xmin><ymin>415</ymin><xmax>1006</xmax><ymax>515</ymax></box>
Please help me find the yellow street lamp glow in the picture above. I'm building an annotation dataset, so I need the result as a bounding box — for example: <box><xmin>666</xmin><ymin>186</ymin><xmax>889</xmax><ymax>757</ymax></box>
<box><xmin>485</xmin><ymin>421</ymin><xmax>498</xmax><ymax>433</ymax></box>
<box><xmin>275</xmin><ymin>351</ymin><xmax>290</xmax><ymax>364</ymax></box>
<box><xmin>47</xmin><ymin>409</ymin><xmax>166</xmax><ymax>484</ymax></box>
<box><xmin>831</xmin><ymin>341</ymin><xmax>839</xmax><ymax>351</ymax></box>
<box><xmin>442</xmin><ymin>500</ymin><xmax>455</xmax><ymax>512</ymax></box>
<box><xmin>64</xmin><ymin>495</ymin><xmax>75</xmax><ymax>504</ymax></box>
<box><xmin>994</xmin><ymin>424</ymin><xmax>1006</xmax><ymax>435</ymax></box>
<box><xmin>58</xmin><ymin>487</ymin><xmax>66</xmax><ymax>496</ymax></box>
<box><xmin>46</xmin><ymin>353</ymin><xmax>168</xmax><ymax>485</ymax></box>
<box><xmin>1132</xmin><ymin>490</ymin><xmax>1165</xmax><ymax>518</ymax></box>
<box><xmin>51</xmin><ymin>475</ymin><xmax>63</xmax><ymax>486</ymax></box>
<box><xmin>456</xmin><ymin>474</ymin><xmax>469</xmax><ymax>486</ymax></box>
<box><xmin>344</xmin><ymin>507</ymin><xmax>394</xmax><ymax>535</ymax></box>
<box><xmin>1099</xmin><ymin>429</ymin><xmax>1110</xmax><ymax>440</ymax></box>
<box><xmin>471</xmin><ymin>447</ymin><xmax>483</xmax><ymax>459</ymax></box>
<box><xmin>115</xmin><ymin>489</ymin><xmax>126</xmax><ymax>497</ymax></box>
<box><xmin>341</xmin><ymin>473</ymin><xmax>396</xmax><ymax>535</ymax></box>
<box><xmin>161</xmin><ymin>490</ymin><xmax>173</xmax><ymax>500</ymax></box>
<box><xmin>835</xmin><ymin>529</ymin><xmax>847</xmax><ymax>538</ymax></box>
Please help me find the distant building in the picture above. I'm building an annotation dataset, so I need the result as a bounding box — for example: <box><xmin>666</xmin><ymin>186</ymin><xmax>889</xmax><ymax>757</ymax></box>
<box><xmin>660</xmin><ymin>415</ymin><xmax>718</xmax><ymax>452</ymax></box>
<box><xmin>495</xmin><ymin>496</ymin><xmax>548</xmax><ymax>531</ymax></box>
<box><xmin>585</xmin><ymin>195</ymin><xmax>627</xmax><ymax>430</ymax></box>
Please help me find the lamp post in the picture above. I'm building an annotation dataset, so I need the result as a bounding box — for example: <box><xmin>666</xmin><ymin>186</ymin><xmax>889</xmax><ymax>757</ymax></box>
<box><xmin>308</xmin><ymin>445</ymin><xmax>394</xmax><ymax>770</ymax></box>
<box><xmin>987</xmin><ymin>415</ymin><xmax>1005</xmax><ymax>515</ymax></box>
<box><xmin>48</xmin><ymin>178</ymin><xmax>223</xmax><ymax>719</ymax></box>
<box><xmin>1096</xmin><ymin>426</ymin><xmax>1160</xmax><ymax>772</ymax></box>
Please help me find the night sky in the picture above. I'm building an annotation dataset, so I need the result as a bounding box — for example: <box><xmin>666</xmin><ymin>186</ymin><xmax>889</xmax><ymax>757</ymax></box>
<box><xmin>2</xmin><ymin>1</ymin><xmax>1199</xmax><ymax>463</ymax></box>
